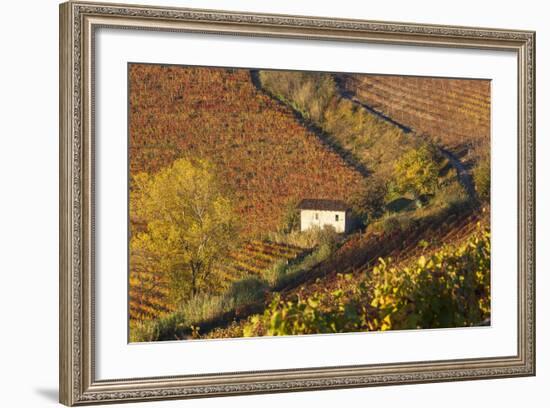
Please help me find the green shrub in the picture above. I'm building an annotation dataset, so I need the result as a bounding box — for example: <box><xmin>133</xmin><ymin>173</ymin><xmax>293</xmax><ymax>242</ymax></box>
<box><xmin>381</xmin><ymin>216</ymin><xmax>402</xmax><ymax>234</ymax></box>
<box><xmin>178</xmin><ymin>294</ymin><xmax>225</xmax><ymax>324</ymax></box>
<box><xmin>279</xmin><ymin>200</ymin><xmax>300</xmax><ymax>234</ymax></box>
<box><xmin>243</xmin><ymin>274</ymin><xmax>368</xmax><ymax>337</ymax></box>
<box><xmin>222</xmin><ymin>277</ymin><xmax>268</xmax><ymax>307</ymax></box>
<box><xmin>131</xmin><ymin>277</ymin><xmax>268</xmax><ymax>342</ymax></box>
<box><xmin>473</xmin><ymin>155</ymin><xmax>491</xmax><ymax>202</ymax></box>
<box><xmin>177</xmin><ymin>277</ymin><xmax>267</xmax><ymax>324</ymax></box>
<box><xmin>431</xmin><ymin>180</ymin><xmax>470</xmax><ymax>213</ymax></box>
<box><xmin>393</xmin><ymin>144</ymin><xmax>441</xmax><ymax>199</ymax></box>
<box><xmin>130</xmin><ymin>311</ymin><xmax>187</xmax><ymax>343</ymax></box>
<box><xmin>316</xmin><ymin>225</ymin><xmax>339</xmax><ymax>252</ymax></box>
<box><xmin>267</xmin><ymin>230</ymin><xmax>339</xmax><ymax>288</ymax></box>
<box><xmin>258</xmin><ymin>70</ymin><xmax>336</xmax><ymax>123</ymax></box>
<box><xmin>264</xmin><ymin>259</ymin><xmax>289</xmax><ymax>286</ymax></box>
<box><xmin>386</xmin><ymin>197</ymin><xmax>415</xmax><ymax>213</ymax></box>
<box><xmin>376</xmin><ymin>213</ymin><xmax>415</xmax><ymax>235</ymax></box>
<box><xmin>370</xmin><ymin>224</ymin><xmax>490</xmax><ymax>330</ymax></box>
<box><xmin>129</xmin><ymin>319</ymin><xmax>159</xmax><ymax>343</ymax></box>
<box><xmin>264</xmin><ymin>228</ymin><xmax>328</xmax><ymax>249</ymax></box>
<box><xmin>349</xmin><ymin>177</ymin><xmax>388</xmax><ymax>224</ymax></box>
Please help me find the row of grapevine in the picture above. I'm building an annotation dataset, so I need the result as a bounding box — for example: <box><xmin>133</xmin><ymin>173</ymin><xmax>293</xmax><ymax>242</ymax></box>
<box><xmin>216</xmin><ymin>241</ymin><xmax>306</xmax><ymax>283</ymax></box>
<box><xmin>337</xmin><ymin>74</ymin><xmax>491</xmax><ymax>160</ymax></box>
<box><xmin>129</xmin><ymin>240</ymin><xmax>307</xmax><ymax>321</ymax></box>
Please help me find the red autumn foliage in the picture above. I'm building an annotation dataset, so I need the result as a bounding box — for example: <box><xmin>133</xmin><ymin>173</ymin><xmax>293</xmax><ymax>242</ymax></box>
<box><xmin>129</xmin><ymin>64</ymin><xmax>366</xmax><ymax>237</ymax></box>
<box><xmin>338</xmin><ymin>74</ymin><xmax>490</xmax><ymax>161</ymax></box>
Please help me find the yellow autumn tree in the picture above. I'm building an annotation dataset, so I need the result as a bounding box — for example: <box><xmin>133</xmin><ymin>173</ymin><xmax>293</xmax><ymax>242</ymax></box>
<box><xmin>130</xmin><ymin>158</ymin><xmax>238</xmax><ymax>304</ymax></box>
<box><xmin>393</xmin><ymin>144</ymin><xmax>439</xmax><ymax>200</ymax></box>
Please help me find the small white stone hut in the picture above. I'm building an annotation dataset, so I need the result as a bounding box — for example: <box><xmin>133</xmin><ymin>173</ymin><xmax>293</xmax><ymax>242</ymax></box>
<box><xmin>298</xmin><ymin>199</ymin><xmax>351</xmax><ymax>234</ymax></box>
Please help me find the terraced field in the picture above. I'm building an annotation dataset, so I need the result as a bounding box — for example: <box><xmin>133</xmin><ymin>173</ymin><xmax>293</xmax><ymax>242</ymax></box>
<box><xmin>336</xmin><ymin>74</ymin><xmax>491</xmax><ymax>162</ymax></box>
<box><xmin>217</xmin><ymin>241</ymin><xmax>307</xmax><ymax>285</ymax></box>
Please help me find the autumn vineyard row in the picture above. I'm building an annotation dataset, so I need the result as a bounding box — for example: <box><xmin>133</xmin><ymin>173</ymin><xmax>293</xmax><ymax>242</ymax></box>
<box><xmin>129</xmin><ymin>240</ymin><xmax>307</xmax><ymax>321</ymax></box>
<box><xmin>338</xmin><ymin>74</ymin><xmax>491</xmax><ymax>159</ymax></box>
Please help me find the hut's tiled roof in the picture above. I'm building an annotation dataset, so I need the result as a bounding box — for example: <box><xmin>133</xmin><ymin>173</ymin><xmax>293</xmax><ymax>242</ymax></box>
<box><xmin>297</xmin><ymin>199</ymin><xmax>349</xmax><ymax>211</ymax></box>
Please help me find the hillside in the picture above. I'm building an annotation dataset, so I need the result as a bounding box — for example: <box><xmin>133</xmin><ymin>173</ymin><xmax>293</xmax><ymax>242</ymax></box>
<box><xmin>257</xmin><ymin>69</ymin><xmax>487</xmax><ymax>203</ymax></box>
<box><xmin>281</xmin><ymin>209</ymin><xmax>485</xmax><ymax>299</ymax></box>
<box><xmin>257</xmin><ymin>70</ymin><xmax>418</xmax><ymax>177</ymax></box>
<box><xmin>129</xmin><ymin>239</ymin><xmax>307</xmax><ymax>322</ymax></box>
<box><xmin>335</xmin><ymin>74</ymin><xmax>491</xmax><ymax>164</ymax></box>
<box><xmin>201</xmin><ymin>208</ymin><xmax>489</xmax><ymax>339</ymax></box>
<box><xmin>129</xmin><ymin>64</ymin><xmax>366</xmax><ymax>237</ymax></box>
<box><xmin>128</xmin><ymin>65</ymin><xmax>491</xmax><ymax>342</ymax></box>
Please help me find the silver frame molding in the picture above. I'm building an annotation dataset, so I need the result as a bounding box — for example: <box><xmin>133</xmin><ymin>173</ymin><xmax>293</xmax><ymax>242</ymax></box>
<box><xmin>59</xmin><ymin>1</ymin><xmax>536</xmax><ymax>405</ymax></box>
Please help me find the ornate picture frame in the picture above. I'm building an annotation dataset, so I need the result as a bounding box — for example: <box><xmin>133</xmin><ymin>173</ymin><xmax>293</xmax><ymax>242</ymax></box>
<box><xmin>59</xmin><ymin>1</ymin><xmax>535</xmax><ymax>405</ymax></box>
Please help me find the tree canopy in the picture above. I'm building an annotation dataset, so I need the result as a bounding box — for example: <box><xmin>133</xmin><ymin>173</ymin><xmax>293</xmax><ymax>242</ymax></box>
<box><xmin>349</xmin><ymin>176</ymin><xmax>388</xmax><ymax>225</ymax></box>
<box><xmin>130</xmin><ymin>158</ymin><xmax>238</xmax><ymax>304</ymax></box>
<box><xmin>393</xmin><ymin>144</ymin><xmax>440</xmax><ymax>199</ymax></box>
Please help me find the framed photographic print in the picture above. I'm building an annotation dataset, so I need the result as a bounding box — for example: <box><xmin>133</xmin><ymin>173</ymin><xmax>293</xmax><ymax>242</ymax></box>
<box><xmin>59</xmin><ymin>1</ymin><xmax>536</xmax><ymax>405</ymax></box>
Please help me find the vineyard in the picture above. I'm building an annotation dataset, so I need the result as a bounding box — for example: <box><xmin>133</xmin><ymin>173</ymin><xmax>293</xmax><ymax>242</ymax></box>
<box><xmin>257</xmin><ymin>70</ymin><xmax>419</xmax><ymax>177</ymax></box>
<box><xmin>201</xmin><ymin>206</ymin><xmax>489</xmax><ymax>339</ymax></box>
<box><xmin>218</xmin><ymin>241</ymin><xmax>307</xmax><ymax>283</ymax></box>
<box><xmin>336</xmin><ymin>74</ymin><xmax>491</xmax><ymax>162</ymax></box>
<box><xmin>129</xmin><ymin>64</ymin><xmax>366</xmax><ymax>237</ymax></box>
<box><xmin>130</xmin><ymin>240</ymin><xmax>308</xmax><ymax>322</ymax></box>
<box><xmin>282</xmin><ymin>208</ymin><xmax>486</xmax><ymax>299</ymax></box>
<box><xmin>128</xmin><ymin>64</ymin><xmax>491</xmax><ymax>342</ymax></box>
<box><xmin>242</xmin><ymin>223</ymin><xmax>490</xmax><ymax>336</ymax></box>
<box><xmin>129</xmin><ymin>254</ymin><xmax>173</xmax><ymax>321</ymax></box>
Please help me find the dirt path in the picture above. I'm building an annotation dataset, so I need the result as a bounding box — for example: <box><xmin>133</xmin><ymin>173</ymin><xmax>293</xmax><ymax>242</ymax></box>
<box><xmin>438</xmin><ymin>147</ymin><xmax>477</xmax><ymax>201</ymax></box>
